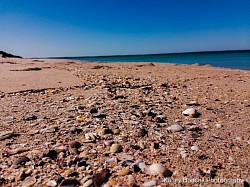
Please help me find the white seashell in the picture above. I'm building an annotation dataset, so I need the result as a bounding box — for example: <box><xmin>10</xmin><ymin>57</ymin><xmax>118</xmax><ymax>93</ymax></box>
<box><xmin>46</xmin><ymin>180</ymin><xmax>57</xmax><ymax>187</ymax></box>
<box><xmin>142</xmin><ymin>180</ymin><xmax>157</xmax><ymax>187</ymax></box>
<box><xmin>82</xmin><ymin>179</ymin><xmax>93</xmax><ymax>187</ymax></box>
<box><xmin>127</xmin><ymin>175</ymin><xmax>135</xmax><ymax>185</ymax></box>
<box><xmin>167</xmin><ymin>124</ymin><xmax>184</xmax><ymax>132</ymax></box>
<box><xmin>138</xmin><ymin>162</ymin><xmax>148</xmax><ymax>172</ymax></box>
<box><xmin>148</xmin><ymin>163</ymin><xmax>172</xmax><ymax>177</ymax></box>
<box><xmin>235</xmin><ymin>136</ymin><xmax>242</xmax><ymax>141</ymax></box>
<box><xmin>228</xmin><ymin>156</ymin><xmax>234</xmax><ymax>162</ymax></box>
<box><xmin>191</xmin><ymin>145</ymin><xmax>199</xmax><ymax>151</ymax></box>
<box><xmin>182</xmin><ymin>108</ymin><xmax>198</xmax><ymax>117</ymax></box>
<box><xmin>215</xmin><ymin>124</ymin><xmax>223</xmax><ymax>128</ymax></box>
<box><xmin>22</xmin><ymin>177</ymin><xmax>37</xmax><ymax>187</ymax></box>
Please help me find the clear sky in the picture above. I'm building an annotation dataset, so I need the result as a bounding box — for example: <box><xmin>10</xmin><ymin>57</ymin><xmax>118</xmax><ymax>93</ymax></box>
<box><xmin>0</xmin><ymin>0</ymin><xmax>250</xmax><ymax>58</ymax></box>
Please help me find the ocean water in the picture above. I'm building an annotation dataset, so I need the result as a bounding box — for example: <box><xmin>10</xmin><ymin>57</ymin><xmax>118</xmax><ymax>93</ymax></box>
<box><xmin>59</xmin><ymin>50</ymin><xmax>250</xmax><ymax>70</ymax></box>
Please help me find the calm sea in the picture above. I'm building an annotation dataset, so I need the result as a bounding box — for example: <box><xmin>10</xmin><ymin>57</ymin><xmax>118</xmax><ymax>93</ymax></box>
<box><xmin>58</xmin><ymin>50</ymin><xmax>250</xmax><ymax>70</ymax></box>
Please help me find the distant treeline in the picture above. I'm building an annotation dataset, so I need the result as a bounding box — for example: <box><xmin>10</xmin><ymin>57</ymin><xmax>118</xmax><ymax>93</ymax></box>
<box><xmin>0</xmin><ymin>51</ymin><xmax>22</xmax><ymax>58</ymax></box>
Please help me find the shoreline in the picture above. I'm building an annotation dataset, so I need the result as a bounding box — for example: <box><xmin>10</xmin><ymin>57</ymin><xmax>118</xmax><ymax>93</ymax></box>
<box><xmin>0</xmin><ymin>57</ymin><xmax>250</xmax><ymax>186</ymax></box>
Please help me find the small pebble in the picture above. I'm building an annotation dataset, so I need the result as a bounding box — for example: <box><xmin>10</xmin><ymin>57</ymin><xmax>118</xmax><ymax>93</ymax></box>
<box><xmin>182</xmin><ymin>108</ymin><xmax>199</xmax><ymax>118</ymax></box>
<box><xmin>113</xmin><ymin>128</ymin><xmax>121</xmax><ymax>135</ymax></box>
<box><xmin>235</xmin><ymin>136</ymin><xmax>242</xmax><ymax>141</ymax></box>
<box><xmin>148</xmin><ymin>163</ymin><xmax>172</xmax><ymax>177</ymax></box>
<box><xmin>46</xmin><ymin>180</ymin><xmax>57</xmax><ymax>187</ymax></box>
<box><xmin>22</xmin><ymin>176</ymin><xmax>36</xmax><ymax>187</ymax></box>
<box><xmin>69</xmin><ymin>141</ymin><xmax>81</xmax><ymax>149</ymax></box>
<box><xmin>117</xmin><ymin>167</ymin><xmax>130</xmax><ymax>176</ymax></box>
<box><xmin>191</xmin><ymin>145</ymin><xmax>199</xmax><ymax>151</ymax></box>
<box><xmin>14</xmin><ymin>156</ymin><xmax>30</xmax><ymax>165</ymax></box>
<box><xmin>167</xmin><ymin>124</ymin><xmax>184</xmax><ymax>132</ymax></box>
<box><xmin>82</xmin><ymin>179</ymin><xmax>93</xmax><ymax>187</ymax></box>
<box><xmin>142</xmin><ymin>180</ymin><xmax>157</xmax><ymax>187</ymax></box>
<box><xmin>215</xmin><ymin>123</ymin><xmax>223</xmax><ymax>128</ymax></box>
<box><xmin>110</xmin><ymin>144</ymin><xmax>122</xmax><ymax>153</ymax></box>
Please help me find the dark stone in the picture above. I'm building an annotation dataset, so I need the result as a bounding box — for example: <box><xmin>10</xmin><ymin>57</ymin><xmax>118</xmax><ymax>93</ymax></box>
<box><xmin>243</xmin><ymin>181</ymin><xmax>250</xmax><ymax>187</ymax></box>
<box><xmin>93</xmin><ymin>169</ymin><xmax>110</xmax><ymax>187</ymax></box>
<box><xmin>43</xmin><ymin>150</ymin><xmax>57</xmax><ymax>160</ymax></box>
<box><xmin>121</xmin><ymin>160</ymin><xmax>134</xmax><ymax>166</ymax></box>
<box><xmin>136</xmin><ymin>128</ymin><xmax>148</xmax><ymax>137</ymax></box>
<box><xmin>59</xmin><ymin>179</ymin><xmax>80</xmax><ymax>187</ymax></box>
<box><xmin>90</xmin><ymin>108</ymin><xmax>98</xmax><ymax>114</ymax></box>
<box><xmin>69</xmin><ymin>141</ymin><xmax>81</xmax><ymax>149</ymax></box>
<box><xmin>22</xmin><ymin>114</ymin><xmax>37</xmax><ymax>121</ymax></box>
<box><xmin>14</xmin><ymin>156</ymin><xmax>30</xmax><ymax>165</ymax></box>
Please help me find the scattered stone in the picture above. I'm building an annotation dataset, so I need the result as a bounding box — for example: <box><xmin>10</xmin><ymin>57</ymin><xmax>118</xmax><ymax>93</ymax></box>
<box><xmin>59</xmin><ymin>179</ymin><xmax>80</xmax><ymax>187</ymax></box>
<box><xmin>0</xmin><ymin>131</ymin><xmax>15</xmax><ymax>141</ymax></box>
<box><xmin>113</xmin><ymin>129</ymin><xmax>121</xmax><ymax>135</ymax></box>
<box><xmin>117</xmin><ymin>167</ymin><xmax>130</xmax><ymax>176</ymax></box>
<box><xmin>148</xmin><ymin>163</ymin><xmax>172</xmax><ymax>177</ymax></box>
<box><xmin>14</xmin><ymin>156</ymin><xmax>30</xmax><ymax>165</ymax></box>
<box><xmin>46</xmin><ymin>180</ymin><xmax>57</xmax><ymax>187</ymax></box>
<box><xmin>182</xmin><ymin>108</ymin><xmax>199</xmax><ymax>118</ymax></box>
<box><xmin>110</xmin><ymin>144</ymin><xmax>122</xmax><ymax>153</ymax></box>
<box><xmin>191</xmin><ymin>145</ymin><xmax>199</xmax><ymax>151</ymax></box>
<box><xmin>215</xmin><ymin>123</ymin><xmax>223</xmax><ymax>128</ymax></box>
<box><xmin>142</xmin><ymin>180</ymin><xmax>157</xmax><ymax>187</ymax></box>
<box><xmin>92</xmin><ymin>169</ymin><xmax>110</xmax><ymax>187</ymax></box>
<box><xmin>167</xmin><ymin>124</ymin><xmax>184</xmax><ymax>132</ymax></box>
<box><xmin>22</xmin><ymin>114</ymin><xmax>37</xmax><ymax>121</ymax></box>
<box><xmin>69</xmin><ymin>141</ymin><xmax>81</xmax><ymax>149</ymax></box>
<box><xmin>82</xmin><ymin>179</ymin><xmax>93</xmax><ymax>187</ymax></box>
<box><xmin>22</xmin><ymin>176</ymin><xmax>36</xmax><ymax>187</ymax></box>
<box><xmin>6</xmin><ymin>148</ymin><xmax>30</xmax><ymax>156</ymax></box>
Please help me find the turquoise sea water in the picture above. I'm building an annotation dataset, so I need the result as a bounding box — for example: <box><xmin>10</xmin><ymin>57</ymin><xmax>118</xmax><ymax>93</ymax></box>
<box><xmin>57</xmin><ymin>50</ymin><xmax>250</xmax><ymax>70</ymax></box>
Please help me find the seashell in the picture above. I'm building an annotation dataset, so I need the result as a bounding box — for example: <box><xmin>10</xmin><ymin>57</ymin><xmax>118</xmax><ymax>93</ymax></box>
<box><xmin>167</xmin><ymin>124</ymin><xmax>184</xmax><ymax>132</ymax></box>
<box><xmin>142</xmin><ymin>180</ymin><xmax>157</xmax><ymax>187</ymax></box>
<box><xmin>215</xmin><ymin>124</ymin><xmax>223</xmax><ymax>128</ymax></box>
<box><xmin>110</xmin><ymin>144</ymin><xmax>122</xmax><ymax>153</ymax></box>
<box><xmin>82</xmin><ymin>179</ymin><xmax>93</xmax><ymax>187</ymax></box>
<box><xmin>22</xmin><ymin>176</ymin><xmax>36</xmax><ymax>187</ymax></box>
<box><xmin>182</xmin><ymin>108</ymin><xmax>199</xmax><ymax>118</ymax></box>
<box><xmin>229</xmin><ymin>156</ymin><xmax>234</xmax><ymax>162</ymax></box>
<box><xmin>117</xmin><ymin>167</ymin><xmax>130</xmax><ymax>176</ymax></box>
<box><xmin>191</xmin><ymin>145</ymin><xmax>199</xmax><ymax>151</ymax></box>
<box><xmin>138</xmin><ymin>162</ymin><xmax>148</xmax><ymax>172</ymax></box>
<box><xmin>46</xmin><ymin>180</ymin><xmax>57</xmax><ymax>187</ymax></box>
<box><xmin>235</xmin><ymin>136</ymin><xmax>242</xmax><ymax>141</ymax></box>
<box><xmin>127</xmin><ymin>175</ymin><xmax>135</xmax><ymax>185</ymax></box>
<box><xmin>148</xmin><ymin>163</ymin><xmax>172</xmax><ymax>177</ymax></box>
<box><xmin>27</xmin><ymin>130</ymin><xmax>39</xmax><ymax>135</ymax></box>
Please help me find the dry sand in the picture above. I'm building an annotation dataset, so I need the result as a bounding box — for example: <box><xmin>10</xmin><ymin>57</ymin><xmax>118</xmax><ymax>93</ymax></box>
<box><xmin>0</xmin><ymin>57</ymin><xmax>249</xmax><ymax>186</ymax></box>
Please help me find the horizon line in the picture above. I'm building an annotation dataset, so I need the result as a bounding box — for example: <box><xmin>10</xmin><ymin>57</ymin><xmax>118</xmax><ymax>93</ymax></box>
<box><xmin>36</xmin><ymin>49</ymin><xmax>250</xmax><ymax>59</ymax></box>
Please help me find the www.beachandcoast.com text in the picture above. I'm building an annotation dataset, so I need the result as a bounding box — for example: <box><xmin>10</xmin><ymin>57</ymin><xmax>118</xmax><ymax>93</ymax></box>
<box><xmin>163</xmin><ymin>178</ymin><xmax>243</xmax><ymax>184</ymax></box>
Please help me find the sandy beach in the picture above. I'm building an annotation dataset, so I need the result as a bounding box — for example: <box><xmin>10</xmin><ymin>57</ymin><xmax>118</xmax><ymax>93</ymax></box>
<box><xmin>0</xmin><ymin>57</ymin><xmax>249</xmax><ymax>186</ymax></box>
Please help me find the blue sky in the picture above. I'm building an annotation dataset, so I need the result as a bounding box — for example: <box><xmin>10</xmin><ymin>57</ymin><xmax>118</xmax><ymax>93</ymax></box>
<box><xmin>0</xmin><ymin>0</ymin><xmax>250</xmax><ymax>57</ymax></box>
